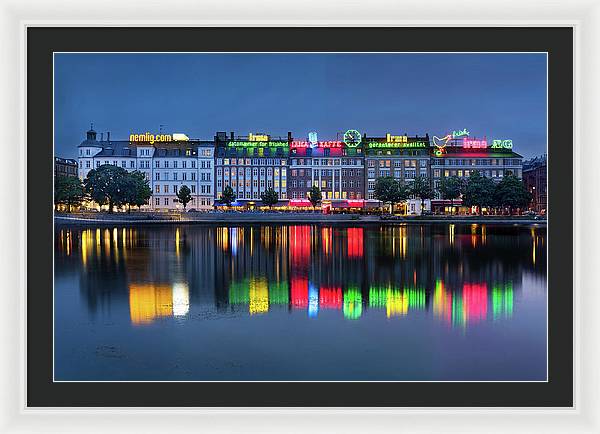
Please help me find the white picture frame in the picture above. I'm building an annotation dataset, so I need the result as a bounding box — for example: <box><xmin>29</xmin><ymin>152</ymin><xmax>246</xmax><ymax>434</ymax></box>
<box><xmin>0</xmin><ymin>0</ymin><xmax>594</xmax><ymax>432</ymax></box>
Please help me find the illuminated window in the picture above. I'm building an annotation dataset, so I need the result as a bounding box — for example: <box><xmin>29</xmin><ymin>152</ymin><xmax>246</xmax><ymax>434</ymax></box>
<box><xmin>155</xmin><ymin>185</ymin><xmax>160</xmax><ymax>193</ymax></box>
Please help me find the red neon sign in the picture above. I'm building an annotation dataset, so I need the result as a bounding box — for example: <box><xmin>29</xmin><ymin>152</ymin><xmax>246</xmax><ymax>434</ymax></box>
<box><xmin>462</xmin><ymin>137</ymin><xmax>488</xmax><ymax>149</ymax></box>
<box><xmin>290</xmin><ymin>141</ymin><xmax>343</xmax><ymax>149</ymax></box>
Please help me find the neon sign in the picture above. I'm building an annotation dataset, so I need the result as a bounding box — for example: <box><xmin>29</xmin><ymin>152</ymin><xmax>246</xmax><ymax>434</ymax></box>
<box><xmin>172</xmin><ymin>133</ymin><xmax>189</xmax><ymax>141</ymax></box>
<box><xmin>463</xmin><ymin>137</ymin><xmax>488</xmax><ymax>149</ymax></box>
<box><xmin>491</xmin><ymin>139</ymin><xmax>513</xmax><ymax>149</ymax></box>
<box><xmin>228</xmin><ymin>141</ymin><xmax>288</xmax><ymax>148</ymax></box>
<box><xmin>290</xmin><ymin>141</ymin><xmax>342</xmax><ymax>148</ymax></box>
<box><xmin>248</xmin><ymin>133</ymin><xmax>269</xmax><ymax>142</ymax></box>
<box><xmin>308</xmin><ymin>131</ymin><xmax>318</xmax><ymax>145</ymax></box>
<box><xmin>452</xmin><ymin>128</ymin><xmax>470</xmax><ymax>138</ymax></box>
<box><xmin>343</xmin><ymin>129</ymin><xmax>362</xmax><ymax>148</ymax></box>
<box><xmin>432</xmin><ymin>134</ymin><xmax>452</xmax><ymax>156</ymax></box>
<box><xmin>129</xmin><ymin>132</ymin><xmax>172</xmax><ymax>144</ymax></box>
<box><xmin>368</xmin><ymin>141</ymin><xmax>427</xmax><ymax>149</ymax></box>
<box><xmin>385</xmin><ymin>133</ymin><xmax>408</xmax><ymax>143</ymax></box>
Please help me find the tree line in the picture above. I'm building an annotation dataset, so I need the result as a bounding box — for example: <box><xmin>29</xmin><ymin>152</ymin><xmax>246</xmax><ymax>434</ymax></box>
<box><xmin>373</xmin><ymin>171</ymin><xmax>532</xmax><ymax>214</ymax></box>
<box><xmin>55</xmin><ymin>164</ymin><xmax>153</xmax><ymax>213</ymax></box>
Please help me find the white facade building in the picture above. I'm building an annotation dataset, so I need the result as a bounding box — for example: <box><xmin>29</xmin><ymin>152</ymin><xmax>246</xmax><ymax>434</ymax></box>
<box><xmin>77</xmin><ymin>128</ymin><xmax>215</xmax><ymax>211</ymax></box>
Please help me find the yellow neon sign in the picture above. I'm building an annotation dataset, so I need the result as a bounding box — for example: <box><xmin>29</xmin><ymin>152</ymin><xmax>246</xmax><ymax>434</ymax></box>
<box><xmin>129</xmin><ymin>132</ymin><xmax>172</xmax><ymax>144</ymax></box>
<box><xmin>386</xmin><ymin>134</ymin><xmax>408</xmax><ymax>143</ymax></box>
<box><xmin>248</xmin><ymin>133</ymin><xmax>269</xmax><ymax>142</ymax></box>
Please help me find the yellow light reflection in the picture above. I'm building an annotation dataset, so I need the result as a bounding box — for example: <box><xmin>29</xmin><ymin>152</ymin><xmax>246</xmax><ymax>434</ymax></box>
<box><xmin>129</xmin><ymin>284</ymin><xmax>173</xmax><ymax>325</ymax></box>
<box><xmin>449</xmin><ymin>224</ymin><xmax>455</xmax><ymax>246</ymax></box>
<box><xmin>249</xmin><ymin>277</ymin><xmax>269</xmax><ymax>315</ymax></box>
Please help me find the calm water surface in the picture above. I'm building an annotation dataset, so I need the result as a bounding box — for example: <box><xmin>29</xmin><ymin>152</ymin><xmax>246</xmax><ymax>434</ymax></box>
<box><xmin>55</xmin><ymin>223</ymin><xmax>547</xmax><ymax>381</ymax></box>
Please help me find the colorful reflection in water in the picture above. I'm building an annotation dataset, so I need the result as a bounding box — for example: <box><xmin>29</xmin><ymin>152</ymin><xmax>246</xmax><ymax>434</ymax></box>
<box><xmin>55</xmin><ymin>224</ymin><xmax>536</xmax><ymax>328</ymax></box>
<box><xmin>55</xmin><ymin>223</ymin><xmax>546</xmax><ymax>380</ymax></box>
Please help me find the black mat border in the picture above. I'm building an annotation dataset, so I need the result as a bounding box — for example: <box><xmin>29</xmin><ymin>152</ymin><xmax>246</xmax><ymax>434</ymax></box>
<box><xmin>27</xmin><ymin>27</ymin><xmax>573</xmax><ymax>407</ymax></box>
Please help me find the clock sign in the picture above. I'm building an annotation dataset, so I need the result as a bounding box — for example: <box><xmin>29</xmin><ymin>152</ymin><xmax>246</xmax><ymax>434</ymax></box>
<box><xmin>343</xmin><ymin>129</ymin><xmax>362</xmax><ymax>147</ymax></box>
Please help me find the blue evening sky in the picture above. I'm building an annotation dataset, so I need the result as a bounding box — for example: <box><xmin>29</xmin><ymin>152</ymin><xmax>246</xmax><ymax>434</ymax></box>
<box><xmin>54</xmin><ymin>53</ymin><xmax>547</xmax><ymax>159</ymax></box>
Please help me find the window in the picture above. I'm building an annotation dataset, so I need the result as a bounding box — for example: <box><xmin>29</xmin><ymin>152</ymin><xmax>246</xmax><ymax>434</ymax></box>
<box><xmin>155</xmin><ymin>185</ymin><xmax>160</xmax><ymax>193</ymax></box>
<box><xmin>174</xmin><ymin>161</ymin><xmax>178</xmax><ymax>168</ymax></box>
<box><xmin>164</xmin><ymin>161</ymin><xmax>169</xmax><ymax>168</ymax></box>
<box><xmin>121</xmin><ymin>161</ymin><xmax>126</xmax><ymax>168</ymax></box>
<box><xmin>155</xmin><ymin>173</ymin><xmax>160</xmax><ymax>181</ymax></box>
<box><xmin>164</xmin><ymin>185</ymin><xmax>169</xmax><ymax>193</ymax></box>
<box><xmin>155</xmin><ymin>161</ymin><xmax>160</xmax><ymax>168</ymax></box>
<box><xmin>155</xmin><ymin>198</ymin><xmax>160</xmax><ymax>206</ymax></box>
<box><xmin>86</xmin><ymin>161</ymin><xmax>91</xmax><ymax>168</ymax></box>
<box><xmin>164</xmin><ymin>198</ymin><xmax>169</xmax><ymax>206</ymax></box>
<box><xmin>130</xmin><ymin>161</ymin><xmax>135</xmax><ymax>168</ymax></box>
<box><xmin>173</xmin><ymin>173</ymin><xmax>178</xmax><ymax>180</ymax></box>
<box><xmin>173</xmin><ymin>185</ymin><xmax>178</xmax><ymax>193</ymax></box>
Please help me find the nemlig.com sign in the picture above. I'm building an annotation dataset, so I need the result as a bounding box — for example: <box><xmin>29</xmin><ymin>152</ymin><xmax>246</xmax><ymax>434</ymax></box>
<box><xmin>130</xmin><ymin>132</ymin><xmax>173</xmax><ymax>144</ymax></box>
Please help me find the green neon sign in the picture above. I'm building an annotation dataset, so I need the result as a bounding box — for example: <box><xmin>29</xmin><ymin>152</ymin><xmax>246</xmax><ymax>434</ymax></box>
<box><xmin>228</xmin><ymin>141</ymin><xmax>288</xmax><ymax>148</ymax></box>
<box><xmin>343</xmin><ymin>129</ymin><xmax>362</xmax><ymax>148</ymax></box>
<box><xmin>491</xmin><ymin>139</ymin><xmax>513</xmax><ymax>149</ymax></box>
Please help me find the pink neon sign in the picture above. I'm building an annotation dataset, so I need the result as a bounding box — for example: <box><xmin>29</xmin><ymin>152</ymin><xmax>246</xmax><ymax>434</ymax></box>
<box><xmin>291</xmin><ymin>141</ymin><xmax>343</xmax><ymax>149</ymax></box>
<box><xmin>462</xmin><ymin>137</ymin><xmax>488</xmax><ymax>149</ymax></box>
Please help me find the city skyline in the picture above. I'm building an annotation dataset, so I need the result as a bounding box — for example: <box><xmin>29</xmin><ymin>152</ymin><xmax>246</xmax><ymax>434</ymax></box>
<box><xmin>54</xmin><ymin>53</ymin><xmax>547</xmax><ymax>159</ymax></box>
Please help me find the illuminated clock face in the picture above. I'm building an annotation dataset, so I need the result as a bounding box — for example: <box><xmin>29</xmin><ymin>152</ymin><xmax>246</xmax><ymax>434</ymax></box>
<box><xmin>344</xmin><ymin>129</ymin><xmax>361</xmax><ymax>147</ymax></box>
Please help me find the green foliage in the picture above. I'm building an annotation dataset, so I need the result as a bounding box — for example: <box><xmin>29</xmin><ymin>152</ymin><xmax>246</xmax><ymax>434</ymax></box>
<box><xmin>493</xmin><ymin>174</ymin><xmax>532</xmax><ymax>211</ymax></box>
<box><xmin>54</xmin><ymin>175</ymin><xmax>85</xmax><ymax>212</ymax></box>
<box><xmin>308</xmin><ymin>186</ymin><xmax>322</xmax><ymax>209</ymax></box>
<box><xmin>123</xmin><ymin>171</ymin><xmax>152</xmax><ymax>212</ymax></box>
<box><xmin>462</xmin><ymin>170</ymin><xmax>496</xmax><ymax>213</ymax></box>
<box><xmin>83</xmin><ymin>164</ymin><xmax>129</xmax><ymax>213</ymax></box>
<box><xmin>220</xmin><ymin>185</ymin><xmax>236</xmax><ymax>207</ymax></box>
<box><xmin>439</xmin><ymin>175</ymin><xmax>463</xmax><ymax>213</ymax></box>
<box><xmin>410</xmin><ymin>175</ymin><xmax>434</xmax><ymax>204</ymax></box>
<box><xmin>176</xmin><ymin>185</ymin><xmax>192</xmax><ymax>209</ymax></box>
<box><xmin>373</xmin><ymin>176</ymin><xmax>410</xmax><ymax>213</ymax></box>
<box><xmin>260</xmin><ymin>188</ymin><xmax>279</xmax><ymax>209</ymax></box>
<box><xmin>439</xmin><ymin>176</ymin><xmax>463</xmax><ymax>202</ymax></box>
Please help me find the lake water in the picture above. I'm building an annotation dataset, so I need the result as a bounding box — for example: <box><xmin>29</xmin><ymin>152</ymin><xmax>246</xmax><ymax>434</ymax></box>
<box><xmin>54</xmin><ymin>223</ymin><xmax>547</xmax><ymax>381</ymax></box>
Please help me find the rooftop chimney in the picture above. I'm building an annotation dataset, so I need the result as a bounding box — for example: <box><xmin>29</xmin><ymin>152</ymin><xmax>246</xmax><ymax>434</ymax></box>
<box><xmin>230</xmin><ymin>131</ymin><xmax>234</xmax><ymax>140</ymax></box>
<box><xmin>288</xmin><ymin>131</ymin><xmax>292</xmax><ymax>141</ymax></box>
<box><xmin>107</xmin><ymin>131</ymin><xmax>110</xmax><ymax>142</ymax></box>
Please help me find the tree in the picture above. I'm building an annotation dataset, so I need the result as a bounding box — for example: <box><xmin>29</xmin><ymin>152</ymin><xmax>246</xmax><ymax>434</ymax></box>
<box><xmin>374</xmin><ymin>176</ymin><xmax>410</xmax><ymax>214</ymax></box>
<box><xmin>54</xmin><ymin>175</ymin><xmax>85</xmax><ymax>212</ymax></box>
<box><xmin>260</xmin><ymin>188</ymin><xmax>279</xmax><ymax>209</ymax></box>
<box><xmin>220</xmin><ymin>185</ymin><xmax>236</xmax><ymax>207</ymax></box>
<box><xmin>123</xmin><ymin>171</ymin><xmax>152</xmax><ymax>212</ymax></box>
<box><xmin>176</xmin><ymin>185</ymin><xmax>192</xmax><ymax>209</ymax></box>
<box><xmin>84</xmin><ymin>164</ymin><xmax>128</xmax><ymax>213</ymax></box>
<box><xmin>493</xmin><ymin>174</ymin><xmax>533</xmax><ymax>214</ymax></box>
<box><xmin>439</xmin><ymin>176</ymin><xmax>463</xmax><ymax>214</ymax></box>
<box><xmin>410</xmin><ymin>175</ymin><xmax>434</xmax><ymax>214</ymax></box>
<box><xmin>308</xmin><ymin>186</ymin><xmax>322</xmax><ymax>211</ymax></box>
<box><xmin>462</xmin><ymin>170</ymin><xmax>496</xmax><ymax>215</ymax></box>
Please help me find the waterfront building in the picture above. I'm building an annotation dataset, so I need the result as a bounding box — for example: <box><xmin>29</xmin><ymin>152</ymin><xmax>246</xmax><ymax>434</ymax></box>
<box><xmin>363</xmin><ymin>133</ymin><xmax>431</xmax><ymax>212</ymax></box>
<box><xmin>214</xmin><ymin>132</ymin><xmax>290</xmax><ymax>208</ymax></box>
<box><xmin>55</xmin><ymin>157</ymin><xmax>78</xmax><ymax>177</ymax></box>
<box><xmin>77</xmin><ymin>127</ymin><xmax>215</xmax><ymax>211</ymax></box>
<box><xmin>522</xmin><ymin>154</ymin><xmax>547</xmax><ymax>214</ymax></box>
<box><xmin>288</xmin><ymin>133</ymin><xmax>365</xmax><ymax>211</ymax></box>
<box><xmin>429</xmin><ymin>136</ymin><xmax>523</xmax><ymax>213</ymax></box>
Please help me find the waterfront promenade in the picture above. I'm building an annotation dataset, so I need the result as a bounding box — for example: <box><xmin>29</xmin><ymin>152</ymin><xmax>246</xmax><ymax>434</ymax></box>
<box><xmin>54</xmin><ymin>212</ymin><xmax>546</xmax><ymax>226</ymax></box>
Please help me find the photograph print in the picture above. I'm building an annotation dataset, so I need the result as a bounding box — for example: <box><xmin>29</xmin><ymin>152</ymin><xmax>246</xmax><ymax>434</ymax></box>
<box><xmin>53</xmin><ymin>52</ymin><xmax>547</xmax><ymax>382</ymax></box>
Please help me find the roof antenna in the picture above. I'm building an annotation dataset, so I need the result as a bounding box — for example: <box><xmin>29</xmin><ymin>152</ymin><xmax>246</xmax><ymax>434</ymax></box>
<box><xmin>90</xmin><ymin>122</ymin><xmax>94</xmax><ymax>131</ymax></box>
